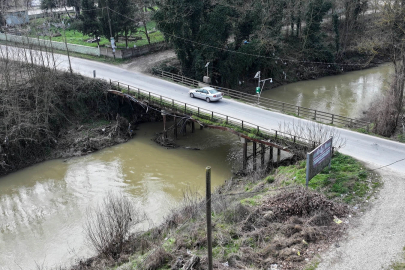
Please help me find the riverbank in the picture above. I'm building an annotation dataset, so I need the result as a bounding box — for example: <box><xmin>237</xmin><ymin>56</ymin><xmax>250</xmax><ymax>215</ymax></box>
<box><xmin>0</xmin><ymin>63</ymin><xmax>162</xmax><ymax>177</ymax></box>
<box><xmin>68</xmin><ymin>152</ymin><xmax>381</xmax><ymax>270</ymax></box>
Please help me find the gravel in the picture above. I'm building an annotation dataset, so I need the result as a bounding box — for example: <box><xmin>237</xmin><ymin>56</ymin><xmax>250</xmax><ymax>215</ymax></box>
<box><xmin>317</xmin><ymin>166</ymin><xmax>405</xmax><ymax>270</ymax></box>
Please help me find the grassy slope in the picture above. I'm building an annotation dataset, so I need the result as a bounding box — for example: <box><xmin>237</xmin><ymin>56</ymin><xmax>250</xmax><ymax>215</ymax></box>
<box><xmin>99</xmin><ymin>152</ymin><xmax>381</xmax><ymax>270</ymax></box>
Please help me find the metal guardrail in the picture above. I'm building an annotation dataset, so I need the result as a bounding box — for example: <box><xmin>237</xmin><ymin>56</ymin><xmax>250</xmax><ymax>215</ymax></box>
<box><xmin>109</xmin><ymin>80</ymin><xmax>321</xmax><ymax>151</ymax></box>
<box><xmin>153</xmin><ymin>69</ymin><xmax>371</xmax><ymax>131</ymax></box>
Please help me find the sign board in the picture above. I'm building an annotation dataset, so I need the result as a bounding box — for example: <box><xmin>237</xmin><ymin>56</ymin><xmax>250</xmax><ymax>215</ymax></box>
<box><xmin>256</xmin><ymin>87</ymin><xmax>261</xmax><ymax>94</ymax></box>
<box><xmin>306</xmin><ymin>137</ymin><xmax>333</xmax><ymax>187</ymax></box>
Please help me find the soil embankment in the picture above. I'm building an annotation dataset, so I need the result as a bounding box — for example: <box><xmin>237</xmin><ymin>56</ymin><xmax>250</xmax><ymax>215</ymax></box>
<box><xmin>0</xmin><ymin>62</ymin><xmax>161</xmax><ymax>177</ymax></box>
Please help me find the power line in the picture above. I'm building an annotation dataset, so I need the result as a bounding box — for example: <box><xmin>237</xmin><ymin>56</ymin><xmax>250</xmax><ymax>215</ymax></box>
<box><xmin>106</xmin><ymin>7</ymin><xmax>374</xmax><ymax>68</ymax></box>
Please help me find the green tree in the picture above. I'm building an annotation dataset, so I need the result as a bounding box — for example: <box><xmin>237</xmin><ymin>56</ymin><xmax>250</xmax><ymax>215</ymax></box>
<box><xmin>98</xmin><ymin>0</ymin><xmax>136</xmax><ymax>48</ymax></box>
<box><xmin>67</xmin><ymin>0</ymin><xmax>81</xmax><ymax>18</ymax></box>
<box><xmin>41</xmin><ymin>0</ymin><xmax>56</xmax><ymax>11</ymax></box>
<box><xmin>302</xmin><ymin>0</ymin><xmax>333</xmax><ymax>61</ymax></box>
<box><xmin>80</xmin><ymin>0</ymin><xmax>100</xmax><ymax>45</ymax></box>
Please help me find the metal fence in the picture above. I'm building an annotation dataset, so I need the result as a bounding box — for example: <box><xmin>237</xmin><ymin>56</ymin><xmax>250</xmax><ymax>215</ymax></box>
<box><xmin>110</xmin><ymin>80</ymin><xmax>322</xmax><ymax>151</ymax></box>
<box><xmin>153</xmin><ymin>69</ymin><xmax>371</xmax><ymax>131</ymax></box>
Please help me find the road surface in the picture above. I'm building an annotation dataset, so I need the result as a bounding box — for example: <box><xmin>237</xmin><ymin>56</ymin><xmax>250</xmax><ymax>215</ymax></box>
<box><xmin>2</xmin><ymin>44</ymin><xmax>403</xmax><ymax>173</ymax></box>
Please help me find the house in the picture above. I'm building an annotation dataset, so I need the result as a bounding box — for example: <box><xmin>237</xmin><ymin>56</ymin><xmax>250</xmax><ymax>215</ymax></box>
<box><xmin>4</xmin><ymin>9</ymin><xmax>29</xmax><ymax>26</ymax></box>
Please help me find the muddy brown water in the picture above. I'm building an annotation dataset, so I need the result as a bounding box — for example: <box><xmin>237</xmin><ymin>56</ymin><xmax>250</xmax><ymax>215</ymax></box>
<box><xmin>0</xmin><ymin>122</ymin><xmax>245</xmax><ymax>269</ymax></box>
<box><xmin>0</xmin><ymin>64</ymin><xmax>392</xmax><ymax>269</ymax></box>
<box><xmin>261</xmin><ymin>63</ymin><xmax>393</xmax><ymax>118</ymax></box>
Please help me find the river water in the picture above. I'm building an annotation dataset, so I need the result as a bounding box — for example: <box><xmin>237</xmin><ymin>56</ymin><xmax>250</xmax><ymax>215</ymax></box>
<box><xmin>261</xmin><ymin>64</ymin><xmax>393</xmax><ymax>118</ymax></box>
<box><xmin>0</xmin><ymin>122</ymin><xmax>242</xmax><ymax>269</ymax></box>
<box><xmin>0</xmin><ymin>64</ymin><xmax>393</xmax><ymax>269</ymax></box>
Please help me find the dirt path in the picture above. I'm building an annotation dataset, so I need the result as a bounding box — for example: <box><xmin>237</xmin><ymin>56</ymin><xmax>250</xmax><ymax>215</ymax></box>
<box><xmin>318</xmin><ymin>167</ymin><xmax>405</xmax><ymax>270</ymax></box>
<box><xmin>118</xmin><ymin>49</ymin><xmax>176</xmax><ymax>73</ymax></box>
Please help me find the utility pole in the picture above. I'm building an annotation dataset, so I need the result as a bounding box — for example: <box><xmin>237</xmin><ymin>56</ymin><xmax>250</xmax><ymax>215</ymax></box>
<box><xmin>105</xmin><ymin>2</ymin><xmax>115</xmax><ymax>60</ymax></box>
<box><xmin>206</xmin><ymin>166</ymin><xmax>213</xmax><ymax>270</ymax></box>
<box><xmin>254</xmin><ymin>71</ymin><xmax>272</xmax><ymax>104</ymax></box>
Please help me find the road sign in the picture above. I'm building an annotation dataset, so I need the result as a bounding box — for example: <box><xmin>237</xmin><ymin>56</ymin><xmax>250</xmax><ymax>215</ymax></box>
<box><xmin>306</xmin><ymin>137</ymin><xmax>333</xmax><ymax>187</ymax></box>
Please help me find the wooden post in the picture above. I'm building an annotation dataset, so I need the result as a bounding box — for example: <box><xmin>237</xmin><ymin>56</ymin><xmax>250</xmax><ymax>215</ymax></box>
<box><xmin>331</xmin><ymin>114</ymin><xmax>334</xmax><ymax>124</ymax></box>
<box><xmin>174</xmin><ymin>116</ymin><xmax>178</xmax><ymax>140</ymax></box>
<box><xmin>261</xmin><ymin>144</ymin><xmax>265</xmax><ymax>168</ymax></box>
<box><xmin>206</xmin><ymin>167</ymin><xmax>213</xmax><ymax>270</ymax></box>
<box><xmin>226</xmin><ymin>116</ymin><xmax>228</xmax><ymax>124</ymax></box>
<box><xmin>268</xmin><ymin>146</ymin><xmax>274</xmax><ymax>168</ymax></box>
<box><xmin>253</xmin><ymin>142</ymin><xmax>257</xmax><ymax>171</ymax></box>
<box><xmin>191</xmin><ymin>121</ymin><xmax>195</xmax><ymax>133</ymax></box>
<box><xmin>314</xmin><ymin>110</ymin><xmax>317</xmax><ymax>121</ymax></box>
<box><xmin>242</xmin><ymin>138</ymin><xmax>248</xmax><ymax>171</ymax></box>
<box><xmin>277</xmin><ymin>148</ymin><xmax>281</xmax><ymax>163</ymax></box>
<box><xmin>127</xmin><ymin>85</ymin><xmax>130</xmax><ymax>94</ymax></box>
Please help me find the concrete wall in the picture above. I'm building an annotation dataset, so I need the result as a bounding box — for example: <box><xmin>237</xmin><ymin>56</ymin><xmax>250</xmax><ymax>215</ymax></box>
<box><xmin>0</xmin><ymin>33</ymin><xmax>168</xmax><ymax>59</ymax></box>
<box><xmin>100</xmin><ymin>41</ymin><xmax>168</xmax><ymax>59</ymax></box>
<box><xmin>0</xmin><ymin>33</ymin><xmax>101</xmax><ymax>56</ymax></box>
<box><xmin>5</xmin><ymin>11</ymin><xmax>29</xmax><ymax>26</ymax></box>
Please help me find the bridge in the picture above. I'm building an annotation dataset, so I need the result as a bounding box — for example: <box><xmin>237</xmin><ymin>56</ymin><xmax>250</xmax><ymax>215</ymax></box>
<box><xmin>2</xmin><ymin>44</ymin><xmax>405</xmax><ymax>173</ymax></box>
<box><xmin>107</xmin><ymin>83</ymin><xmax>321</xmax><ymax>171</ymax></box>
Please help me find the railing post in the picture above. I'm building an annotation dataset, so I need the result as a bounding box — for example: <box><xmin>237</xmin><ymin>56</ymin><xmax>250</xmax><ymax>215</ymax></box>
<box><xmin>226</xmin><ymin>116</ymin><xmax>228</xmax><ymax>124</ymax></box>
<box><xmin>275</xmin><ymin>131</ymin><xmax>278</xmax><ymax>139</ymax></box>
<box><xmin>118</xmin><ymin>82</ymin><xmax>120</xmax><ymax>91</ymax></box>
<box><xmin>138</xmin><ymin>88</ymin><xmax>140</xmax><ymax>98</ymax></box>
<box><xmin>314</xmin><ymin>110</ymin><xmax>317</xmax><ymax>121</ymax></box>
<box><xmin>160</xmin><ymin>96</ymin><xmax>162</xmax><ymax>106</ymax></box>
<box><xmin>109</xmin><ymin>79</ymin><xmax>112</xmax><ymax>88</ymax></box>
<box><xmin>211</xmin><ymin>111</ymin><xmax>213</xmax><ymax>120</ymax></box>
<box><xmin>198</xmin><ymin>107</ymin><xmax>200</xmax><ymax>116</ymax></box>
<box><xmin>331</xmin><ymin>114</ymin><xmax>334</xmax><ymax>124</ymax></box>
<box><xmin>149</xmin><ymin>92</ymin><xmax>151</xmax><ymax>103</ymax></box>
<box><xmin>127</xmin><ymin>85</ymin><xmax>130</xmax><ymax>94</ymax></box>
<box><xmin>282</xmin><ymin>102</ymin><xmax>285</xmax><ymax>112</ymax></box>
<box><xmin>257</xmin><ymin>126</ymin><xmax>259</xmax><ymax>134</ymax></box>
<box><xmin>242</xmin><ymin>121</ymin><xmax>244</xmax><ymax>130</ymax></box>
<box><xmin>294</xmin><ymin>136</ymin><xmax>296</xmax><ymax>143</ymax></box>
<box><xmin>172</xmin><ymin>99</ymin><xmax>174</xmax><ymax>110</ymax></box>
<box><xmin>297</xmin><ymin>106</ymin><xmax>300</xmax><ymax>117</ymax></box>
<box><xmin>185</xmin><ymin>104</ymin><xmax>187</xmax><ymax>114</ymax></box>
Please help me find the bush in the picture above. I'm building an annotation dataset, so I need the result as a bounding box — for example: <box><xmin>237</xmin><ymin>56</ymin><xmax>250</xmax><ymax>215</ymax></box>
<box><xmin>84</xmin><ymin>192</ymin><xmax>147</xmax><ymax>259</ymax></box>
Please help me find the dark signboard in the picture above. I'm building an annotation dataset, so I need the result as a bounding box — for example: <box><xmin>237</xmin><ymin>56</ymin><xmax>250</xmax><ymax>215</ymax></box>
<box><xmin>306</xmin><ymin>137</ymin><xmax>333</xmax><ymax>186</ymax></box>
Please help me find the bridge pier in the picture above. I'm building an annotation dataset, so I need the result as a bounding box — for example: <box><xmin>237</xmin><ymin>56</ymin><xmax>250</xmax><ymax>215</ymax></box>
<box><xmin>242</xmin><ymin>138</ymin><xmax>248</xmax><ymax>171</ymax></box>
<box><xmin>261</xmin><ymin>144</ymin><xmax>265</xmax><ymax>168</ymax></box>
<box><xmin>174</xmin><ymin>116</ymin><xmax>178</xmax><ymax>140</ymax></box>
<box><xmin>252</xmin><ymin>142</ymin><xmax>257</xmax><ymax>171</ymax></box>
<box><xmin>268</xmin><ymin>146</ymin><xmax>274</xmax><ymax>169</ymax></box>
<box><xmin>277</xmin><ymin>148</ymin><xmax>281</xmax><ymax>163</ymax></box>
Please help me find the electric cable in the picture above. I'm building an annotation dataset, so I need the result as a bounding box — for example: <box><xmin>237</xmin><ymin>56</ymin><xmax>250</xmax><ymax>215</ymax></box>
<box><xmin>107</xmin><ymin>7</ymin><xmax>376</xmax><ymax>68</ymax></box>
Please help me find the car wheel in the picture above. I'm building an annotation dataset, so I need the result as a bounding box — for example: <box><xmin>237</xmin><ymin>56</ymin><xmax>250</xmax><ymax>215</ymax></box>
<box><xmin>206</xmin><ymin>97</ymin><xmax>211</xmax><ymax>103</ymax></box>
<box><xmin>190</xmin><ymin>93</ymin><xmax>194</xmax><ymax>98</ymax></box>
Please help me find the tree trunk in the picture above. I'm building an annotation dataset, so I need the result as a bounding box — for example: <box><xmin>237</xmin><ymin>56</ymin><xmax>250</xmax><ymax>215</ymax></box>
<box><xmin>143</xmin><ymin>19</ymin><xmax>151</xmax><ymax>45</ymax></box>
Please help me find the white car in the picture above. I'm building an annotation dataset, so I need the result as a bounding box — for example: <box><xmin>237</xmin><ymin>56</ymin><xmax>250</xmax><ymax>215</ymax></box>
<box><xmin>189</xmin><ymin>87</ymin><xmax>223</xmax><ymax>102</ymax></box>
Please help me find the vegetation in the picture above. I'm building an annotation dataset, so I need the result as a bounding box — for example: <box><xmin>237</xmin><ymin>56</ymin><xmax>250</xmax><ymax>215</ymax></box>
<box><xmin>153</xmin><ymin>0</ymin><xmax>374</xmax><ymax>88</ymax></box>
<box><xmin>72</xmin><ymin>152</ymin><xmax>380</xmax><ymax>270</ymax></box>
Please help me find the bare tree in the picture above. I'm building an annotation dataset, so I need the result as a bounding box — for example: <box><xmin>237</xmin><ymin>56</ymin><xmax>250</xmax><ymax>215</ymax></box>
<box><xmin>84</xmin><ymin>192</ymin><xmax>148</xmax><ymax>259</ymax></box>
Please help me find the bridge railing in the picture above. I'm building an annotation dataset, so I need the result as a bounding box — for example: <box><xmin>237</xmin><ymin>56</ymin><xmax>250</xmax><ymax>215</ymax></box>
<box><xmin>110</xmin><ymin>80</ymin><xmax>322</xmax><ymax>151</ymax></box>
<box><xmin>152</xmin><ymin>69</ymin><xmax>370</xmax><ymax>131</ymax></box>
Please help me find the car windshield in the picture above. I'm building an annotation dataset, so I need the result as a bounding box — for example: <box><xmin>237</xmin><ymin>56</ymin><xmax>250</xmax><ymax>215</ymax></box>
<box><xmin>208</xmin><ymin>89</ymin><xmax>219</xmax><ymax>94</ymax></box>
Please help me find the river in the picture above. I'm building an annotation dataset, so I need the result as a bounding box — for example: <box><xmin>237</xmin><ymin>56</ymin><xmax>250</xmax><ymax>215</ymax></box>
<box><xmin>261</xmin><ymin>63</ymin><xmax>393</xmax><ymax>118</ymax></box>
<box><xmin>0</xmin><ymin>63</ymin><xmax>392</xmax><ymax>269</ymax></box>
<box><xmin>0</xmin><ymin>122</ymin><xmax>242</xmax><ymax>269</ymax></box>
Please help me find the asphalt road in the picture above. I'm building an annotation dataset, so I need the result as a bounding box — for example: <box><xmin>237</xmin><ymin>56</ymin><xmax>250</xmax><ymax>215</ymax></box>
<box><xmin>3</xmin><ymin>46</ymin><xmax>405</xmax><ymax>174</ymax></box>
